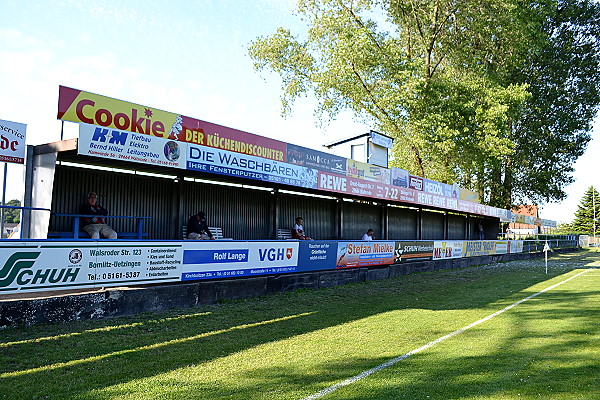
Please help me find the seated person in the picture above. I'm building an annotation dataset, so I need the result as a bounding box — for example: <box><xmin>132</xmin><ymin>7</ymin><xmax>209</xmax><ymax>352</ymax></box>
<box><xmin>187</xmin><ymin>211</ymin><xmax>215</xmax><ymax>240</ymax></box>
<box><xmin>292</xmin><ymin>216</ymin><xmax>312</xmax><ymax>240</ymax></box>
<box><xmin>362</xmin><ymin>229</ymin><xmax>374</xmax><ymax>240</ymax></box>
<box><xmin>79</xmin><ymin>192</ymin><xmax>117</xmax><ymax>239</ymax></box>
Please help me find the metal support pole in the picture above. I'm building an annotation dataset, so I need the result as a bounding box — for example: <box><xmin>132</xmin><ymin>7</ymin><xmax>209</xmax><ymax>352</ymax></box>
<box><xmin>1</xmin><ymin>163</ymin><xmax>6</xmax><ymax>238</ymax></box>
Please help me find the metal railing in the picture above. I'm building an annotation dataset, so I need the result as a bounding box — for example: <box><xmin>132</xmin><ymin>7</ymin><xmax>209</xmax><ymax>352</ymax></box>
<box><xmin>0</xmin><ymin>205</ymin><xmax>52</xmax><ymax>239</ymax></box>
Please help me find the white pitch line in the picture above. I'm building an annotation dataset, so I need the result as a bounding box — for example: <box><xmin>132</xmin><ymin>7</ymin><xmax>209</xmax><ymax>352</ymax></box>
<box><xmin>301</xmin><ymin>268</ymin><xmax>593</xmax><ymax>400</ymax></box>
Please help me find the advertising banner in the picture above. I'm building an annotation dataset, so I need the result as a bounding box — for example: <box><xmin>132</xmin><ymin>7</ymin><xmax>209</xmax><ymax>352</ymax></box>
<box><xmin>181</xmin><ymin>241</ymin><xmax>299</xmax><ymax>280</ymax></box>
<box><xmin>347</xmin><ymin>159</ymin><xmax>390</xmax><ymax>183</ymax></box>
<box><xmin>318</xmin><ymin>171</ymin><xmax>410</xmax><ymax>202</ymax></box>
<box><xmin>509</xmin><ymin>240</ymin><xmax>524</xmax><ymax>253</ymax></box>
<box><xmin>391</xmin><ymin>167</ymin><xmax>409</xmax><ymax>187</ymax></box>
<box><xmin>394</xmin><ymin>241</ymin><xmax>434</xmax><ymax>262</ymax></box>
<box><xmin>415</xmin><ymin>190</ymin><xmax>460</xmax><ymax>210</ymax></box>
<box><xmin>0</xmin><ymin>242</ymin><xmax>182</xmax><ymax>293</ymax></box>
<box><xmin>541</xmin><ymin>219</ymin><xmax>557</xmax><ymax>228</ymax></box>
<box><xmin>497</xmin><ymin>209</ymin><xmax>513</xmax><ymax>222</ymax></box>
<box><xmin>59</xmin><ymin>86</ymin><xmax>287</xmax><ymax>162</ymax></box>
<box><xmin>369</xmin><ymin>131</ymin><xmax>393</xmax><ymax>149</ymax></box>
<box><xmin>408</xmin><ymin>175</ymin><xmax>424</xmax><ymax>191</ymax></box>
<box><xmin>459</xmin><ymin>187</ymin><xmax>480</xmax><ymax>203</ymax></box>
<box><xmin>62</xmin><ymin>88</ymin><xmax>543</xmax><ymax>223</ymax></box>
<box><xmin>335</xmin><ymin>241</ymin><xmax>395</xmax><ymax>268</ymax></box>
<box><xmin>298</xmin><ymin>241</ymin><xmax>338</xmax><ymax>271</ymax></box>
<box><xmin>187</xmin><ymin>144</ymin><xmax>318</xmax><ymax>188</ymax></box>
<box><xmin>457</xmin><ymin>200</ymin><xmax>493</xmax><ymax>216</ymax></box>
<box><xmin>495</xmin><ymin>241</ymin><xmax>508</xmax><ymax>255</ymax></box>
<box><xmin>462</xmin><ymin>241</ymin><xmax>497</xmax><ymax>257</ymax></box>
<box><xmin>433</xmin><ymin>241</ymin><xmax>464</xmax><ymax>260</ymax></box>
<box><xmin>287</xmin><ymin>144</ymin><xmax>347</xmax><ymax>175</ymax></box>
<box><xmin>78</xmin><ymin>124</ymin><xmax>187</xmax><ymax>169</ymax></box>
<box><xmin>424</xmin><ymin>179</ymin><xmax>458</xmax><ymax>199</ymax></box>
<box><xmin>0</xmin><ymin>119</ymin><xmax>27</xmax><ymax>164</ymax></box>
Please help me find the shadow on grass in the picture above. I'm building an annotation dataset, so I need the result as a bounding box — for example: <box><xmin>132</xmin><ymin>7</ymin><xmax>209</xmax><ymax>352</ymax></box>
<box><xmin>0</xmin><ymin>251</ymin><xmax>597</xmax><ymax>399</ymax></box>
<box><xmin>314</xmin><ymin>288</ymin><xmax>599</xmax><ymax>399</ymax></box>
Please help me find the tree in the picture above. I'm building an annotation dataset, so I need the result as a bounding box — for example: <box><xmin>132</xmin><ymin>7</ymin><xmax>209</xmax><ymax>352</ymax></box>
<box><xmin>248</xmin><ymin>0</ymin><xmax>600</xmax><ymax>209</ymax></box>
<box><xmin>571</xmin><ymin>186</ymin><xmax>599</xmax><ymax>235</ymax></box>
<box><xmin>3</xmin><ymin>199</ymin><xmax>21</xmax><ymax>224</ymax></box>
<box><xmin>493</xmin><ymin>0</ymin><xmax>600</xmax><ymax>207</ymax></box>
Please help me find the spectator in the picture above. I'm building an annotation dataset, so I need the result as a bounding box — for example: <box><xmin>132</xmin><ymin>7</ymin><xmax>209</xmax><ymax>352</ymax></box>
<box><xmin>362</xmin><ymin>229</ymin><xmax>374</xmax><ymax>240</ymax></box>
<box><xmin>477</xmin><ymin>222</ymin><xmax>485</xmax><ymax>240</ymax></box>
<box><xmin>187</xmin><ymin>211</ymin><xmax>215</xmax><ymax>240</ymax></box>
<box><xmin>79</xmin><ymin>192</ymin><xmax>117</xmax><ymax>239</ymax></box>
<box><xmin>292</xmin><ymin>216</ymin><xmax>312</xmax><ymax>240</ymax></box>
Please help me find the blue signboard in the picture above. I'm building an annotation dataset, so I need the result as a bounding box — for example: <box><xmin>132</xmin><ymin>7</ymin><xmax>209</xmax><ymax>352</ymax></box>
<box><xmin>287</xmin><ymin>144</ymin><xmax>347</xmax><ymax>175</ymax></box>
<box><xmin>297</xmin><ymin>241</ymin><xmax>338</xmax><ymax>271</ymax></box>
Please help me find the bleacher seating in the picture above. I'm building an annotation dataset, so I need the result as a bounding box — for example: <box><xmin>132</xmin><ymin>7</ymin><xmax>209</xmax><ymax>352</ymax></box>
<box><xmin>47</xmin><ymin>231</ymin><xmax>148</xmax><ymax>239</ymax></box>
<box><xmin>277</xmin><ymin>228</ymin><xmax>293</xmax><ymax>240</ymax></box>
<box><xmin>182</xmin><ymin>226</ymin><xmax>229</xmax><ymax>240</ymax></box>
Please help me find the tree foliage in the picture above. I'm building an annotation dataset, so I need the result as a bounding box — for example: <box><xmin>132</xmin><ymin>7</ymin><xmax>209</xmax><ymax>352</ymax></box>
<box><xmin>248</xmin><ymin>0</ymin><xmax>600</xmax><ymax>209</ymax></box>
<box><xmin>3</xmin><ymin>199</ymin><xmax>21</xmax><ymax>223</ymax></box>
<box><xmin>571</xmin><ymin>186</ymin><xmax>600</xmax><ymax>235</ymax></box>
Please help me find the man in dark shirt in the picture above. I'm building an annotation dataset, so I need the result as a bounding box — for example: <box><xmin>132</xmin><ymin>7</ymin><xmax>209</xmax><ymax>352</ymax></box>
<box><xmin>79</xmin><ymin>192</ymin><xmax>117</xmax><ymax>239</ymax></box>
<box><xmin>187</xmin><ymin>211</ymin><xmax>215</xmax><ymax>240</ymax></box>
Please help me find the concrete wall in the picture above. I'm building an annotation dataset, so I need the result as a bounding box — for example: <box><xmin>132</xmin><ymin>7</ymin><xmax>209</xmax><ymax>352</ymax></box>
<box><xmin>0</xmin><ymin>249</ymin><xmax>577</xmax><ymax>328</ymax></box>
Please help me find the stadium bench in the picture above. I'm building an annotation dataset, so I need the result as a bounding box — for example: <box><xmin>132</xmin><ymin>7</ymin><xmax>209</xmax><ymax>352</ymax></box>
<box><xmin>182</xmin><ymin>226</ymin><xmax>231</xmax><ymax>240</ymax></box>
<box><xmin>277</xmin><ymin>228</ymin><xmax>293</xmax><ymax>240</ymax></box>
<box><xmin>49</xmin><ymin>214</ymin><xmax>150</xmax><ymax>239</ymax></box>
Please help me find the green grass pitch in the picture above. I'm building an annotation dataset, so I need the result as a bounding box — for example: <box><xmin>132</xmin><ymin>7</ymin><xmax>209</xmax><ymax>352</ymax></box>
<box><xmin>1</xmin><ymin>249</ymin><xmax>598</xmax><ymax>399</ymax></box>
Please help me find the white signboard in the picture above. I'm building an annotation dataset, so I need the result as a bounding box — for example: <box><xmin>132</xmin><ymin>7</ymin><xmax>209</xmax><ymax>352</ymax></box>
<box><xmin>369</xmin><ymin>131</ymin><xmax>393</xmax><ymax>149</ymax></box>
<box><xmin>181</xmin><ymin>241</ymin><xmax>299</xmax><ymax>280</ymax></box>
<box><xmin>433</xmin><ymin>241</ymin><xmax>464</xmax><ymax>259</ymax></box>
<box><xmin>0</xmin><ymin>119</ymin><xmax>27</xmax><ymax>164</ymax></box>
<box><xmin>187</xmin><ymin>144</ymin><xmax>318</xmax><ymax>189</ymax></box>
<box><xmin>78</xmin><ymin>123</ymin><xmax>187</xmax><ymax>169</ymax></box>
<box><xmin>0</xmin><ymin>242</ymin><xmax>183</xmax><ymax>293</ymax></box>
<box><xmin>509</xmin><ymin>240</ymin><xmax>524</xmax><ymax>254</ymax></box>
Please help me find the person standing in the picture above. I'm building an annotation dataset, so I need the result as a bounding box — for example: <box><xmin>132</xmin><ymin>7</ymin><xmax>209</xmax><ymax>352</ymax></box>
<box><xmin>477</xmin><ymin>222</ymin><xmax>485</xmax><ymax>240</ymax></box>
<box><xmin>79</xmin><ymin>192</ymin><xmax>117</xmax><ymax>239</ymax></box>
<box><xmin>187</xmin><ymin>211</ymin><xmax>215</xmax><ymax>240</ymax></box>
<box><xmin>292</xmin><ymin>216</ymin><xmax>312</xmax><ymax>240</ymax></box>
<box><xmin>362</xmin><ymin>229</ymin><xmax>374</xmax><ymax>240</ymax></box>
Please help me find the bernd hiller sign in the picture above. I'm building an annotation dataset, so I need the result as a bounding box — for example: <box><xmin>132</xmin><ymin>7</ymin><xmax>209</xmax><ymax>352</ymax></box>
<box><xmin>0</xmin><ymin>119</ymin><xmax>27</xmax><ymax>164</ymax></box>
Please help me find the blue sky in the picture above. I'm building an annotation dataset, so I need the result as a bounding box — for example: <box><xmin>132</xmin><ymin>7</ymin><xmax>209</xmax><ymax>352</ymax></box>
<box><xmin>0</xmin><ymin>0</ymin><xmax>597</xmax><ymax>223</ymax></box>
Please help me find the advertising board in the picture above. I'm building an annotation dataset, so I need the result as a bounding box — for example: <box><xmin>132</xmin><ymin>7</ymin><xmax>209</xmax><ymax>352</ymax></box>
<box><xmin>369</xmin><ymin>131</ymin><xmax>393</xmax><ymax>148</ymax></box>
<box><xmin>78</xmin><ymin>124</ymin><xmax>187</xmax><ymax>169</ymax></box>
<box><xmin>0</xmin><ymin>118</ymin><xmax>27</xmax><ymax>164</ymax></box>
<box><xmin>459</xmin><ymin>187</ymin><xmax>480</xmax><ymax>203</ymax></box>
<box><xmin>347</xmin><ymin>159</ymin><xmax>390</xmax><ymax>183</ymax></box>
<box><xmin>0</xmin><ymin>242</ymin><xmax>182</xmax><ymax>293</ymax></box>
<box><xmin>433</xmin><ymin>241</ymin><xmax>464</xmax><ymax>260</ymax></box>
<box><xmin>391</xmin><ymin>167</ymin><xmax>409</xmax><ymax>187</ymax></box>
<box><xmin>59</xmin><ymin>86</ymin><xmax>287</xmax><ymax>161</ymax></box>
<box><xmin>187</xmin><ymin>144</ymin><xmax>318</xmax><ymax>188</ymax></box>
<box><xmin>297</xmin><ymin>241</ymin><xmax>338</xmax><ymax>271</ymax></box>
<box><xmin>462</xmin><ymin>241</ymin><xmax>497</xmax><ymax>257</ymax></box>
<box><xmin>495</xmin><ymin>241</ymin><xmax>508</xmax><ymax>254</ymax></box>
<box><xmin>0</xmin><ymin>239</ymin><xmax>529</xmax><ymax>294</ymax></box>
<box><xmin>63</xmin><ymin>86</ymin><xmax>549</xmax><ymax>223</ymax></box>
<box><xmin>181</xmin><ymin>241</ymin><xmax>299</xmax><ymax>280</ymax></box>
<box><xmin>394</xmin><ymin>241</ymin><xmax>434</xmax><ymax>262</ymax></box>
<box><xmin>287</xmin><ymin>144</ymin><xmax>346</xmax><ymax>175</ymax></box>
<box><xmin>335</xmin><ymin>241</ymin><xmax>395</xmax><ymax>268</ymax></box>
<box><xmin>509</xmin><ymin>240</ymin><xmax>524</xmax><ymax>253</ymax></box>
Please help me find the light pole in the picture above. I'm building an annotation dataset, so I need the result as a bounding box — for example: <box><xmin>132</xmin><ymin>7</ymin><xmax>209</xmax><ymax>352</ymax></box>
<box><xmin>593</xmin><ymin>188</ymin><xmax>597</xmax><ymax>246</ymax></box>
